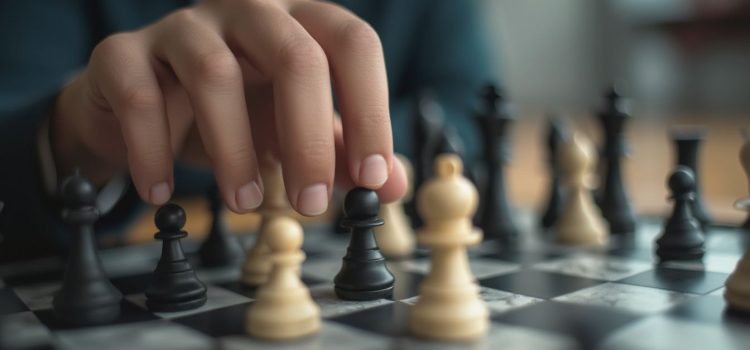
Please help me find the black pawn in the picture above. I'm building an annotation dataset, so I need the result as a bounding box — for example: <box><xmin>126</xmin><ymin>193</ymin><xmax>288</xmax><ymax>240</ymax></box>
<box><xmin>672</xmin><ymin>129</ymin><xmax>712</xmax><ymax>229</ymax></box>
<box><xmin>475</xmin><ymin>84</ymin><xmax>519</xmax><ymax>241</ymax></box>
<box><xmin>655</xmin><ymin>167</ymin><xmax>705</xmax><ymax>261</ymax></box>
<box><xmin>598</xmin><ymin>89</ymin><xmax>637</xmax><ymax>234</ymax></box>
<box><xmin>540</xmin><ymin>117</ymin><xmax>568</xmax><ymax>229</ymax></box>
<box><xmin>198</xmin><ymin>185</ymin><xmax>244</xmax><ymax>267</ymax></box>
<box><xmin>145</xmin><ymin>203</ymin><xmax>207</xmax><ymax>312</ymax></box>
<box><xmin>334</xmin><ymin>188</ymin><xmax>395</xmax><ymax>301</ymax></box>
<box><xmin>53</xmin><ymin>171</ymin><xmax>122</xmax><ymax>325</ymax></box>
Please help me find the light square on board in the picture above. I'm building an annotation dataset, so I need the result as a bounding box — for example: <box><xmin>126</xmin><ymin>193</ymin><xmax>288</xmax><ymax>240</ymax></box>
<box><xmin>599</xmin><ymin>315</ymin><xmax>750</xmax><ymax>350</ymax></box>
<box><xmin>401</xmin><ymin>286</ymin><xmax>542</xmax><ymax>316</ymax></box>
<box><xmin>309</xmin><ymin>283</ymin><xmax>393</xmax><ymax>318</ymax></box>
<box><xmin>532</xmin><ymin>253</ymin><xmax>652</xmax><ymax>281</ymax></box>
<box><xmin>0</xmin><ymin>311</ymin><xmax>52</xmax><ymax>349</ymax></box>
<box><xmin>553</xmin><ymin>282</ymin><xmax>695</xmax><ymax>314</ymax></box>
<box><xmin>54</xmin><ymin>320</ymin><xmax>213</xmax><ymax>350</ymax></box>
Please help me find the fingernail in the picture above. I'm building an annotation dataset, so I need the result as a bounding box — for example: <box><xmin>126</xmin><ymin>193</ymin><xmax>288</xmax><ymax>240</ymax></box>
<box><xmin>297</xmin><ymin>183</ymin><xmax>328</xmax><ymax>216</ymax></box>
<box><xmin>150</xmin><ymin>182</ymin><xmax>171</xmax><ymax>205</ymax></box>
<box><xmin>359</xmin><ymin>154</ymin><xmax>388</xmax><ymax>188</ymax></box>
<box><xmin>236</xmin><ymin>181</ymin><xmax>263</xmax><ymax>211</ymax></box>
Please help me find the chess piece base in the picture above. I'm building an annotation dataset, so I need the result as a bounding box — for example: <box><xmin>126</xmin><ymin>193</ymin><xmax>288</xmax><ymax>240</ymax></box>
<box><xmin>146</xmin><ymin>295</ymin><xmax>207</xmax><ymax>312</ymax></box>
<box><xmin>246</xmin><ymin>290</ymin><xmax>321</xmax><ymax>340</ymax></box>
<box><xmin>334</xmin><ymin>285</ymin><xmax>393</xmax><ymax>301</ymax></box>
<box><xmin>408</xmin><ymin>284</ymin><xmax>488</xmax><ymax>341</ymax></box>
<box><xmin>656</xmin><ymin>246</ymin><xmax>705</xmax><ymax>261</ymax></box>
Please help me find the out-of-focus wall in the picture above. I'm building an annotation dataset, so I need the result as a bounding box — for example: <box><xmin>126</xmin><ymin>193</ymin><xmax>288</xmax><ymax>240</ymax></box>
<box><xmin>481</xmin><ymin>0</ymin><xmax>750</xmax><ymax>117</ymax></box>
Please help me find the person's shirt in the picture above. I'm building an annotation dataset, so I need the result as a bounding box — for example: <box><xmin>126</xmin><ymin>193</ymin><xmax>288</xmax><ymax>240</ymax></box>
<box><xmin>0</xmin><ymin>0</ymin><xmax>494</xmax><ymax>261</ymax></box>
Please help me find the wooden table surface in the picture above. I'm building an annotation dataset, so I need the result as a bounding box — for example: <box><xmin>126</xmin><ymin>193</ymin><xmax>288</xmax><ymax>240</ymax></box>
<box><xmin>124</xmin><ymin>114</ymin><xmax>750</xmax><ymax>244</ymax></box>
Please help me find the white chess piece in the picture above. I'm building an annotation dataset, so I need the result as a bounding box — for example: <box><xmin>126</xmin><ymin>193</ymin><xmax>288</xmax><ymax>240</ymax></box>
<box><xmin>408</xmin><ymin>154</ymin><xmax>489</xmax><ymax>341</ymax></box>
<box><xmin>242</xmin><ymin>154</ymin><xmax>289</xmax><ymax>287</ymax></box>
<box><xmin>725</xmin><ymin>135</ymin><xmax>750</xmax><ymax>312</ymax></box>
<box><xmin>245</xmin><ymin>216</ymin><xmax>320</xmax><ymax>340</ymax></box>
<box><xmin>556</xmin><ymin>133</ymin><xmax>608</xmax><ymax>246</ymax></box>
<box><xmin>375</xmin><ymin>154</ymin><xmax>415</xmax><ymax>259</ymax></box>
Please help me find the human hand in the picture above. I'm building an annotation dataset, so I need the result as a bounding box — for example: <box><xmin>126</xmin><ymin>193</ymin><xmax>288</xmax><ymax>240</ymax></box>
<box><xmin>51</xmin><ymin>0</ymin><xmax>407</xmax><ymax>215</ymax></box>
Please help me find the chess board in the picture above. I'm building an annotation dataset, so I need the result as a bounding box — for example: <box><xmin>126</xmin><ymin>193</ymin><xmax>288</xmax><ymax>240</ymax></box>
<box><xmin>1</xmin><ymin>214</ymin><xmax>750</xmax><ymax>350</ymax></box>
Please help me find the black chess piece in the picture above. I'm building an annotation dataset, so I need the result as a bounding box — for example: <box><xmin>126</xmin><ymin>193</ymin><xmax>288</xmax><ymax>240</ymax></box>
<box><xmin>52</xmin><ymin>171</ymin><xmax>122</xmax><ymax>325</ymax></box>
<box><xmin>198</xmin><ymin>185</ymin><xmax>244</xmax><ymax>267</ymax></box>
<box><xmin>655</xmin><ymin>166</ymin><xmax>705</xmax><ymax>261</ymax></box>
<box><xmin>540</xmin><ymin>116</ymin><xmax>568</xmax><ymax>229</ymax></box>
<box><xmin>475</xmin><ymin>84</ymin><xmax>519</xmax><ymax>241</ymax></box>
<box><xmin>598</xmin><ymin>88</ymin><xmax>637</xmax><ymax>234</ymax></box>
<box><xmin>672</xmin><ymin>128</ymin><xmax>712</xmax><ymax>229</ymax></box>
<box><xmin>412</xmin><ymin>91</ymin><xmax>446</xmax><ymax>191</ymax></box>
<box><xmin>334</xmin><ymin>187</ymin><xmax>395</xmax><ymax>301</ymax></box>
<box><xmin>145</xmin><ymin>203</ymin><xmax>207</xmax><ymax>312</ymax></box>
<box><xmin>408</xmin><ymin>92</ymin><xmax>446</xmax><ymax>229</ymax></box>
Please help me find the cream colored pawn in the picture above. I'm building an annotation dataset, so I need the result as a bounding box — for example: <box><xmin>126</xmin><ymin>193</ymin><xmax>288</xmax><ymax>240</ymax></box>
<box><xmin>242</xmin><ymin>154</ymin><xmax>290</xmax><ymax>287</ymax></box>
<box><xmin>555</xmin><ymin>133</ymin><xmax>608</xmax><ymax>246</ymax></box>
<box><xmin>725</xmin><ymin>135</ymin><xmax>750</xmax><ymax>312</ymax></box>
<box><xmin>375</xmin><ymin>154</ymin><xmax>415</xmax><ymax>259</ymax></box>
<box><xmin>245</xmin><ymin>216</ymin><xmax>320</xmax><ymax>340</ymax></box>
<box><xmin>408</xmin><ymin>154</ymin><xmax>488</xmax><ymax>341</ymax></box>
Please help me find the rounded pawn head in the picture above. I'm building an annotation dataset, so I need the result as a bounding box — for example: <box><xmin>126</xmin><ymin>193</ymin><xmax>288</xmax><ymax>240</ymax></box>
<box><xmin>61</xmin><ymin>170</ymin><xmax>97</xmax><ymax>209</ymax></box>
<box><xmin>416</xmin><ymin>154</ymin><xmax>478</xmax><ymax>224</ymax></box>
<box><xmin>344</xmin><ymin>187</ymin><xmax>380</xmax><ymax>220</ymax></box>
<box><xmin>264</xmin><ymin>217</ymin><xmax>303</xmax><ymax>253</ymax></box>
<box><xmin>668</xmin><ymin>166</ymin><xmax>696</xmax><ymax>197</ymax></box>
<box><xmin>155</xmin><ymin>203</ymin><xmax>186</xmax><ymax>232</ymax></box>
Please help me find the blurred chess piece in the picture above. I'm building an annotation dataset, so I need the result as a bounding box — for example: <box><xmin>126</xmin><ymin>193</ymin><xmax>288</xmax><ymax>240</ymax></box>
<box><xmin>555</xmin><ymin>133</ymin><xmax>608</xmax><ymax>246</ymax></box>
<box><xmin>242</xmin><ymin>154</ymin><xmax>289</xmax><ymax>287</ymax></box>
<box><xmin>375</xmin><ymin>154</ymin><xmax>415</xmax><ymax>259</ymax></box>
<box><xmin>735</xmin><ymin>130</ymin><xmax>750</xmax><ymax>232</ymax></box>
<box><xmin>726</xmin><ymin>136</ymin><xmax>750</xmax><ymax>312</ymax></box>
<box><xmin>408</xmin><ymin>154</ymin><xmax>488</xmax><ymax>340</ymax></box>
<box><xmin>245</xmin><ymin>216</ymin><xmax>320</xmax><ymax>339</ymax></box>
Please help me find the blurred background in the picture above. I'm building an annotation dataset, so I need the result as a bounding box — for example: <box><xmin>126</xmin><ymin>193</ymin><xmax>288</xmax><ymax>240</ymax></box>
<box><xmin>480</xmin><ymin>0</ymin><xmax>749</xmax><ymax>225</ymax></box>
<box><xmin>128</xmin><ymin>0</ymin><xmax>750</xmax><ymax>241</ymax></box>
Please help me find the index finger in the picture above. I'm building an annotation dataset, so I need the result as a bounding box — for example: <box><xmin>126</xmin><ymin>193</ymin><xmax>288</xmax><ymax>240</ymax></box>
<box><xmin>291</xmin><ymin>2</ymin><xmax>393</xmax><ymax>190</ymax></box>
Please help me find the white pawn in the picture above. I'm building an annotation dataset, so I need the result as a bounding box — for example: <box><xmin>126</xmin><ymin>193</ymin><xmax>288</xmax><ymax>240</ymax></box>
<box><xmin>375</xmin><ymin>154</ymin><xmax>415</xmax><ymax>259</ymax></box>
<box><xmin>242</xmin><ymin>154</ymin><xmax>289</xmax><ymax>287</ymax></box>
<box><xmin>725</xmin><ymin>134</ymin><xmax>750</xmax><ymax>312</ymax></box>
<box><xmin>246</xmin><ymin>216</ymin><xmax>320</xmax><ymax>340</ymax></box>
<box><xmin>408</xmin><ymin>154</ymin><xmax>488</xmax><ymax>341</ymax></box>
<box><xmin>556</xmin><ymin>133</ymin><xmax>608</xmax><ymax>246</ymax></box>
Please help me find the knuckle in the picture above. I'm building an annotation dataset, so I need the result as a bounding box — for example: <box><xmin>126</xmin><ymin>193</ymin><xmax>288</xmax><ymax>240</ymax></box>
<box><xmin>298</xmin><ymin>137</ymin><xmax>334</xmax><ymax>165</ymax></box>
<box><xmin>194</xmin><ymin>50</ymin><xmax>241</xmax><ymax>87</ymax></box>
<box><xmin>164</xmin><ymin>8</ymin><xmax>200</xmax><ymax>27</ymax></box>
<box><xmin>217</xmin><ymin>142</ymin><xmax>255</xmax><ymax>166</ymax></box>
<box><xmin>120</xmin><ymin>85</ymin><xmax>161</xmax><ymax>112</ymax></box>
<box><xmin>338</xmin><ymin>19</ymin><xmax>382</xmax><ymax>53</ymax></box>
<box><xmin>91</xmin><ymin>33</ymin><xmax>134</xmax><ymax>62</ymax></box>
<box><xmin>277</xmin><ymin>37</ymin><xmax>328</xmax><ymax>76</ymax></box>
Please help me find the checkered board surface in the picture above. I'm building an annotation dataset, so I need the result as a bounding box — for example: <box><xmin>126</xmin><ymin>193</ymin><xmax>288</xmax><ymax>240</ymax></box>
<box><xmin>2</xmin><ymin>216</ymin><xmax>750</xmax><ymax>350</ymax></box>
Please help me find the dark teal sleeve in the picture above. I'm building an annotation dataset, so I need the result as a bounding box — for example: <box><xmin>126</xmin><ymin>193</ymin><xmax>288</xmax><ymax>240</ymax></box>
<box><xmin>0</xmin><ymin>1</ymin><xmax>96</xmax><ymax>260</ymax></box>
